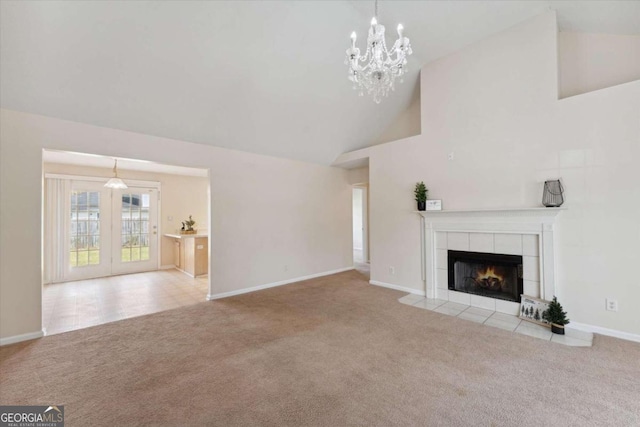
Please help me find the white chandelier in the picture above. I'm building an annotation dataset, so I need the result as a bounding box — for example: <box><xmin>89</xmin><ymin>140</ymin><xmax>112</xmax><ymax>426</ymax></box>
<box><xmin>345</xmin><ymin>0</ymin><xmax>412</xmax><ymax>104</ymax></box>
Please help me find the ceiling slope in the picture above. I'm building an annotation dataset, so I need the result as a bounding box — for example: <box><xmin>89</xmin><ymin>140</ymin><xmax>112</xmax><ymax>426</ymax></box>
<box><xmin>2</xmin><ymin>1</ymin><xmax>637</xmax><ymax>165</ymax></box>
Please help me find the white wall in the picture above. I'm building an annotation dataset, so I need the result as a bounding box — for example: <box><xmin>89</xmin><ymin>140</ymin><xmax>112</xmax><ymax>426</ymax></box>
<box><xmin>0</xmin><ymin>110</ymin><xmax>353</xmax><ymax>340</ymax></box>
<box><xmin>347</xmin><ymin>167</ymin><xmax>369</xmax><ymax>185</ymax></box>
<box><xmin>339</xmin><ymin>12</ymin><xmax>640</xmax><ymax>336</ymax></box>
<box><xmin>558</xmin><ymin>32</ymin><xmax>640</xmax><ymax>99</ymax></box>
<box><xmin>373</xmin><ymin>89</ymin><xmax>422</xmax><ymax>145</ymax></box>
<box><xmin>43</xmin><ymin>162</ymin><xmax>209</xmax><ymax>268</ymax></box>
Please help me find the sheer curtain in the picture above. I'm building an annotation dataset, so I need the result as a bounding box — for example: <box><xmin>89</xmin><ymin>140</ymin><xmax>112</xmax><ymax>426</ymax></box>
<box><xmin>43</xmin><ymin>178</ymin><xmax>70</xmax><ymax>283</ymax></box>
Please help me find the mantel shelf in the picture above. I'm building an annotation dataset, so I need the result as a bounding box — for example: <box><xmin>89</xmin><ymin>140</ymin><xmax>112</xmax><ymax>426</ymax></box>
<box><xmin>416</xmin><ymin>207</ymin><xmax>566</xmax><ymax>218</ymax></box>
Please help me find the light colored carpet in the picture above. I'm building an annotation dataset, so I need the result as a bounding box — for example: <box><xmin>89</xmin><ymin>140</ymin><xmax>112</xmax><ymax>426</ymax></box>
<box><xmin>1</xmin><ymin>270</ymin><xmax>639</xmax><ymax>426</ymax></box>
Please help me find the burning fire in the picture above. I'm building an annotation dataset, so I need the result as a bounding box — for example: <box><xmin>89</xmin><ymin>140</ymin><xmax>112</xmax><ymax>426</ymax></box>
<box><xmin>477</xmin><ymin>266</ymin><xmax>503</xmax><ymax>282</ymax></box>
<box><xmin>473</xmin><ymin>266</ymin><xmax>505</xmax><ymax>291</ymax></box>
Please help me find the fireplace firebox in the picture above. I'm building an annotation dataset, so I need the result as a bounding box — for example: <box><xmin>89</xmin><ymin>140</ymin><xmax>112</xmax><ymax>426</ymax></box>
<box><xmin>448</xmin><ymin>250</ymin><xmax>523</xmax><ymax>303</ymax></box>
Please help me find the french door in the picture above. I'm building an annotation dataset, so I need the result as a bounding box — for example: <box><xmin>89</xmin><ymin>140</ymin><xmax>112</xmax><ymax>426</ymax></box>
<box><xmin>66</xmin><ymin>181</ymin><xmax>112</xmax><ymax>281</ymax></box>
<box><xmin>65</xmin><ymin>181</ymin><xmax>158</xmax><ymax>281</ymax></box>
<box><xmin>111</xmin><ymin>188</ymin><xmax>159</xmax><ymax>275</ymax></box>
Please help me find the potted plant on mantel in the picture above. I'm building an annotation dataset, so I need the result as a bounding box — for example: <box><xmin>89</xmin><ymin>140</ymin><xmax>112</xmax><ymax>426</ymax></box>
<box><xmin>542</xmin><ymin>296</ymin><xmax>570</xmax><ymax>335</ymax></box>
<box><xmin>414</xmin><ymin>182</ymin><xmax>428</xmax><ymax>211</ymax></box>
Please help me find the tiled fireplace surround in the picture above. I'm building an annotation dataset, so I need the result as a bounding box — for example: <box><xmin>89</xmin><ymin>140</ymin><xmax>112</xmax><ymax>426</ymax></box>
<box><xmin>419</xmin><ymin>208</ymin><xmax>564</xmax><ymax>316</ymax></box>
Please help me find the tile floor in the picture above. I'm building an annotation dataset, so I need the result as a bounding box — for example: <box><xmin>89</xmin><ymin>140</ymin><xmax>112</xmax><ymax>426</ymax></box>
<box><xmin>399</xmin><ymin>294</ymin><xmax>593</xmax><ymax>347</ymax></box>
<box><xmin>43</xmin><ymin>269</ymin><xmax>208</xmax><ymax>336</ymax></box>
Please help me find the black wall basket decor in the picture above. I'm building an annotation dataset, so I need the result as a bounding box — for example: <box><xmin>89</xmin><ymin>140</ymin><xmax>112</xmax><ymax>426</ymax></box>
<box><xmin>542</xmin><ymin>180</ymin><xmax>564</xmax><ymax>207</ymax></box>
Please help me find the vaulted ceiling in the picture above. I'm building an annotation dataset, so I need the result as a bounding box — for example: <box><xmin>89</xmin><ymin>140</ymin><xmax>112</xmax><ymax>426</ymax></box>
<box><xmin>1</xmin><ymin>1</ymin><xmax>638</xmax><ymax>164</ymax></box>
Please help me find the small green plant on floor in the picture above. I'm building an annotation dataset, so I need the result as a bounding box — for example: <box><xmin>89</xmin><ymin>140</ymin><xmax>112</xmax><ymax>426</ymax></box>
<box><xmin>542</xmin><ymin>296</ymin><xmax>570</xmax><ymax>326</ymax></box>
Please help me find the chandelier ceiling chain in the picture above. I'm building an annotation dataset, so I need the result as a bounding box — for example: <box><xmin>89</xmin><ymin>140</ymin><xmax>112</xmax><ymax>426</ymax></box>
<box><xmin>345</xmin><ymin>0</ymin><xmax>412</xmax><ymax>104</ymax></box>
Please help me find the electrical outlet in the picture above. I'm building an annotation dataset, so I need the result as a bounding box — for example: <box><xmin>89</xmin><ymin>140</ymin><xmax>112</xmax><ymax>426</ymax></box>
<box><xmin>448</xmin><ymin>152</ymin><xmax>455</xmax><ymax>161</ymax></box>
<box><xmin>389</xmin><ymin>266</ymin><xmax>395</xmax><ymax>275</ymax></box>
<box><xmin>606</xmin><ymin>298</ymin><xmax>618</xmax><ymax>312</ymax></box>
<box><xmin>284</xmin><ymin>265</ymin><xmax>288</xmax><ymax>272</ymax></box>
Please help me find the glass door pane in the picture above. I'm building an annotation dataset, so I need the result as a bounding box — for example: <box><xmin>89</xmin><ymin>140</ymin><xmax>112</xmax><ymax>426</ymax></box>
<box><xmin>70</xmin><ymin>190</ymin><xmax>101</xmax><ymax>267</ymax></box>
<box><xmin>120</xmin><ymin>193</ymin><xmax>151</xmax><ymax>263</ymax></box>
<box><xmin>112</xmin><ymin>188</ymin><xmax>158</xmax><ymax>275</ymax></box>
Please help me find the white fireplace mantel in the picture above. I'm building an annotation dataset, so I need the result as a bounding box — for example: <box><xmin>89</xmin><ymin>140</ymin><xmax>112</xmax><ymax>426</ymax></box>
<box><xmin>417</xmin><ymin>207</ymin><xmax>564</xmax><ymax>220</ymax></box>
<box><xmin>417</xmin><ymin>207</ymin><xmax>565</xmax><ymax>307</ymax></box>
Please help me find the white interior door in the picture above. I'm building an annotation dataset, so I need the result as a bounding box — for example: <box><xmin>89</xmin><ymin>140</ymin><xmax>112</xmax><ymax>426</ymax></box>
<box><xmin>110</xmin><ymin>187</ymin><xmax>159</xmax><ymax>275</ymax></box>
<box><xmin>66</xmin><ymin>181</ymin><xmax>112</xmax><ymax>281</ymax></box>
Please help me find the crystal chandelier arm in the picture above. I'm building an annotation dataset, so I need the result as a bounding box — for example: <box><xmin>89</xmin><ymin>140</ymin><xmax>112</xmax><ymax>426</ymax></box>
<box><xmin>358</xmin><ymin>49</ymin><xmax>370</xmax><ymax>64</ymax></box>
<box><xmin>389</xmin><ymin>24</ymin><xmax>405</xmax><ymax>55</ymax></box>
<box><xmin>387</xmin><ymin>34</ymin><xmax>407</xmax><ymax>56</ymax></box>
<box><xmin>387</xmin><ymin>37</ymin><xmax>411</xmax><ymax>65</ymax></box>
<box><xmin>381</xmin><ymin>37</ymin><xmax>390</xmax><ymax>57</ymax></box>
<box><xmin>385</xmin><ymin>49</ymin><xmax>405</xmax><ymax>66</ymax></box>
<box><xmin>387</xmin><ymin>38</ymin><xmax>402</xmax><ymax>56</ymax></box>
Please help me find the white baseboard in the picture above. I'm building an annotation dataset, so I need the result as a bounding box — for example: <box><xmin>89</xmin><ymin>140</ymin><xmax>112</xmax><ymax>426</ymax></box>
<box><xmin>159</xmin><ymin>264</ymin><xmax>177</xmax><ymax>270</ymax></box>
<box><xmin>0</xmin><ymin>330</ymin><xmax>45</xmax><ymax>346</ymax></box>
<box><xmin>207</xmin><ymin>267</ymin><xmax>355</xmax><ymax>300</ymax></box>
<box><xmin>369</xmin><ymin>280</ymin><xmax>426</xmax><ymax>296</ymax></box>
<box><xmin>568</xmin><ymin>321</ymin><xmax>640</xmax><ymax>343</ymax></box>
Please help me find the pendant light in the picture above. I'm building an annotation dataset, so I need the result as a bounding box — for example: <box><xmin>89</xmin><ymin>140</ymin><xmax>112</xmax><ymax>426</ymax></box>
<box><xmin>104</xmin><ymin>159</ymin><xmax>128</xmax><ymax>189</ymax></box>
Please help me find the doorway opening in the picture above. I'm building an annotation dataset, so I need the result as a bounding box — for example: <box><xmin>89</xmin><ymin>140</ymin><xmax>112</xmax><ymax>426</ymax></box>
<box><xmin>352</xmin><ymin>185</ymin><xmax>369</xmax><ymax>271</ymax></box>
<box><xmin>41</xmin><ymin>149</ymin><xmax>210</xmax><ymax>335</ymax></box>
<box><xmin>57</xmin><ymin>179</ymin><xmax>161</xmax><ymax>281</ymax></box>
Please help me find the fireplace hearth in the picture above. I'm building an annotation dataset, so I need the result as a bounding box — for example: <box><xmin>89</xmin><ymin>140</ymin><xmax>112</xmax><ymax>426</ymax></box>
<box><xmin>448</xmin><ymin>250</ymin><xmax>523</xmax><ymax>303</ymax></box>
